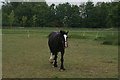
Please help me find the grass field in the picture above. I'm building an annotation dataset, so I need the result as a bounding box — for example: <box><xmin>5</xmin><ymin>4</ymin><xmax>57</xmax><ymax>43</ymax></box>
<box><xmin>2</xmin><ymin>28</ymin><xmax>118</xmax><ymax>78</ymax></box>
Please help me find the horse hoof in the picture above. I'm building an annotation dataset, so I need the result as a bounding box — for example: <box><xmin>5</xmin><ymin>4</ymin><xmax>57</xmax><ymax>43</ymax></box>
<box><xmin>49</xmin><ymin>59</ymin><xmax>54</xmax><ymax>64</ymax></box>
<box><xmin>54</xmin><ymin>65</ymin><xmax>58</xmax><ymax>67</ymax></box>
<box><xmin>60</xmin><ymin>69</ymin><xmax>65</xmax><ymax>72</ymax></box>
<box><xmin>50</xmin><ymin>62</ymin><xmax>53</xmax><ymax>64</ymax></box>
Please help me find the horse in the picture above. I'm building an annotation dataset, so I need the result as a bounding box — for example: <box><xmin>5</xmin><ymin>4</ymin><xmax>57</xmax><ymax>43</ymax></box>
<box><xmin>48</xmin><ymin>30</ymin><xmax>69</xmax><ymax>71</ymax></box>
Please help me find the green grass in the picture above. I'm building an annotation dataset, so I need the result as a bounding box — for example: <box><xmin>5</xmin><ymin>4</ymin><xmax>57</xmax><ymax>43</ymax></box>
<box><xmin>2</xmin><ymin>28</ymin><xmax>118</xmax><ymax>78</ymax></box>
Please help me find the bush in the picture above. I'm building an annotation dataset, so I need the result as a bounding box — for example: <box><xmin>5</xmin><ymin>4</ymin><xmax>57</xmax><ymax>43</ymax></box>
<box><xmin>95</xmin><ymin>33</ymin><xmax>119</xmax><ymax>45</ymax></box>
<box><xmin>102</xmin><ymin>34</ymin><xmax>119</xmax><ymax>45</ymax></box>
<box><xmin>102</xmin><ymin>41</ymin><xmax>113</xmax><ymax>45</ymax></box>
<box><xmin>94</xmin><ymin>36</ymin><xmax>105</xmax><ymax>41</ymax></box>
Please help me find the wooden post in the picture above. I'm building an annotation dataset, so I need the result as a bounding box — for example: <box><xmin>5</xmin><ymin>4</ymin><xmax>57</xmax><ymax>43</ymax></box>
<box><xmin>112</xmin><ymin>32</ymin><xmax>114</xmax><ymax>36</ymax></box>
<box><xmin>27</xmin><ymin>30</ymin><xmax>30</xmax><ymax>38</ymax></box>
<box><xmin>83</xmin><ymin>32</ymin><xmax>85</xmax><ymax>36</ymax></box>
<box><xmin>96</xmin><ymin>31</ymin><xmax>99</xmax><ymax>38</ymax></box>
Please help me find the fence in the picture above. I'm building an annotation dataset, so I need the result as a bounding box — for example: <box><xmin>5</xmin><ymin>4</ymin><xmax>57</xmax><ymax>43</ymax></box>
<box><xmin>2</xmin><ymin>29</ymin><xmax>119</xmax><ymax>39</ymax></box>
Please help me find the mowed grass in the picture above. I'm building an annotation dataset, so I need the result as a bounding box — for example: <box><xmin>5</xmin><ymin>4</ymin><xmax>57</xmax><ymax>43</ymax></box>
<box><xmin>2</xmin><ymin>28</ymin><xmax>118</xmax><ymax>78</ymax></box>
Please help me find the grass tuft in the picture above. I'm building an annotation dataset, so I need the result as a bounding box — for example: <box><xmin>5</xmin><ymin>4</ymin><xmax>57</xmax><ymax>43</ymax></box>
<box><xmin>52</xmin><ymin>75</ymin><xmax>59</xmax><ymax>78</ymax></box>
<box><xmin>69</xmin><ymin>34</ymin><xmax>89</xmax><ymax>39</ymax></box>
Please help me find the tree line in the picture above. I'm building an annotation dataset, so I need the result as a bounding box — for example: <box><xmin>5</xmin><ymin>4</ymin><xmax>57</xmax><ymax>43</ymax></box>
<box><xmin>2</xmin><ymin>1</ymin><xmax>120</xmax><ymax>28</ymax></box>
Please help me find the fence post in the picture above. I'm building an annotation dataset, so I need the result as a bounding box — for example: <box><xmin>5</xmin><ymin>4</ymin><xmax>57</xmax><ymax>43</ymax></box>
<box><xmin>83</xmin><ymin>32</ymin><xmax>85</xmax><ymax>36</ymax></box>
<box><xmin>112</xmin><ymin>32</ymin><xmax>114</xmax><ymax>36</ymax></box>
<box><xmin>27</xmin><ymin>30</ymin><xmax>30</xmax><ymax>38</ymax></box>
<box><xmin>96</xmin><ymin>31</ymin><xmax>99</xmax><ymax>38</ymax></box>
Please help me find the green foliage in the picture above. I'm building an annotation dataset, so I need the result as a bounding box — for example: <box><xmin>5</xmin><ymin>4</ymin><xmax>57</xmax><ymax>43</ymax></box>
<box><xmin>22</xmin><ymin>16</ymin><xmax>27</xmax><ymax>27</ymax></box>
<box><xmin>102</xmin><ymin>34</ymin><xmax>119</xmax><ymax>45</ymax></box>
<box><xmin>95</xmin><ymin>33</ymin><xmax>119</xmax><ymax>45</ymax></box>
<box><xmin>94</xmin><ymin>36</ymin><xmax>105</xmax><ymax>41</ymax></box>
<box><xmin>106</xmin><ymin>2</ymin><xmax>120</xmax><ymax>28</ymax></box>
<box><xmin>8</xmin><ymin>10</ymin><xmax>15</xmax><ymax>26</ymax></box>
<box><xmin>32</xmin><ymin>15</ymin><xmax>37</xmax><ymax>27</ymax></box>
<box><xmin>2</xmin><ymin>2</ymin><xmax>120</xmax><ymax>28</ymax></box>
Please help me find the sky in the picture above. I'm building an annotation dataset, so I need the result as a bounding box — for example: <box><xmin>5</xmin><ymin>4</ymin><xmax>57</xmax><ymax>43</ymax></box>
<box><xmin>45</xmin><ymin>0</ymin><xmax>112</xmax><ymax>6</ymax></box>
<box><xmin>46</xmin><ymin>0</ymin><xmax>112</xmax><ymax>3</ymax></box>
<box><xmin>0</xmin><ymin>0</ymin><xmax>114</xmax><ymax>9</ymax></box>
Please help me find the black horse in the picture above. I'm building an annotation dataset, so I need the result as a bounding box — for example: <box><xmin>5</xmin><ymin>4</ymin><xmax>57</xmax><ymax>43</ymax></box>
<box><xmin>48</xmin><ymin>30</ymin><xmax>69</xmax><ymax>71</ymax></box>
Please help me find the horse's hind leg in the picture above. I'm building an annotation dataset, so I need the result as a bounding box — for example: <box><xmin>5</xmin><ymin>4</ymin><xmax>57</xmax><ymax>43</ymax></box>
<box><xmin>53</xmin><ymin>53</ymin><xmax>58</xmax><ymax>67</ymax></box>
<box><xmin>49</xmin><ymin>53</ymin><xmax>54</xmax><ymax>64</ymax></box>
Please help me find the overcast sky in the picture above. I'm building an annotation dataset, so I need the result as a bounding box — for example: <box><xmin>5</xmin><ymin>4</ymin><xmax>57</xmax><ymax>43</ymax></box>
<box><xmin>46</xmin><ymin>0</ymin><xmax>113</xmax><ymax>5</ymax></box>
<box><xmin>46</xmin><ymin>0</ymin><xmax>112</xmax><ymax>3</ymax></box>
<box><xmin>0</xmin><ymin>0</ymin><xmax>113</xmax><ymax>9</ymax></box>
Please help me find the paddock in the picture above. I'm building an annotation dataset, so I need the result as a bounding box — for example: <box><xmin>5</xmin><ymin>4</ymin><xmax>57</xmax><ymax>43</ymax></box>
<box><xmin>2</xmin><ymin>28</ymin><xmax>118</xmax><ymax>78</ymax></box>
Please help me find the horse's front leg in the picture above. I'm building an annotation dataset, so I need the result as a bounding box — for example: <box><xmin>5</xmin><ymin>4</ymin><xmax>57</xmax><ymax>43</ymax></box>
<box><xmin>60</xmin><ymin>51</ymin><xmax>65</xmax><ymax>71</ymax></box>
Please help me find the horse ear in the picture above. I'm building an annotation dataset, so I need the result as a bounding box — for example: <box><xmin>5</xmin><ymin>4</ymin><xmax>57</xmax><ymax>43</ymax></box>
<box><xmin>66</xmin><ymin>31</ymin><xmax>69</xmax><ymax>34</ymax></box>
<box><xmin>60</xmin><ymin>30</ymin><xmax>64</xmax><ymax>34</ymax></box>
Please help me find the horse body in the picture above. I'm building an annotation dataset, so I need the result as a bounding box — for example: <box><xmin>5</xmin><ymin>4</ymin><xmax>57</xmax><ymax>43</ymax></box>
<box><xmin>48</xmin><ymin>30</ymin><xmax>68</xmax><ymax>71</ymax></box>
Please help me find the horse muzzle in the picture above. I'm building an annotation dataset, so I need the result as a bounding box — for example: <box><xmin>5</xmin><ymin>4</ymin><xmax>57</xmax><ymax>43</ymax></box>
<box><xmin>65</xmin><ymin>42</ymin><xmax>68</xmax><ymax>48</ymax></box>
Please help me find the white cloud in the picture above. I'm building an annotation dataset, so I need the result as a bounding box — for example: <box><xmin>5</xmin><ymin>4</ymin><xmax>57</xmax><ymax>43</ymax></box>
<box><xmin>0</xmin><ymin>0</ymin><xmax>5</xmax><ymax>9</ymax></box>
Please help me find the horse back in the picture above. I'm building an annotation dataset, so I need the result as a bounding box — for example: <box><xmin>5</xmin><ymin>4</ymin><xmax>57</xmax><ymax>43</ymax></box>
<box><xmin>48</xmin><ymin>32</ymin><xmax>63</xmax><ymax>52</ymax></box>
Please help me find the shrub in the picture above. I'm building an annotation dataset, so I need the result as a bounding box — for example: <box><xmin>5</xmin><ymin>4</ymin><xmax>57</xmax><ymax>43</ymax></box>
<box><xmin>94</xmin><ymin>36</ymin><xmax>106</xmax><ymax>41</ymax></box>
<box><xmin>94</xmin><ymin>33</ymin><xmax>119</xmax><ymax>45</ymax></box>
<box><xmin>102</xmin><ymin>34</ymin><xmax>119</xmax><ymax>45</ymax></box>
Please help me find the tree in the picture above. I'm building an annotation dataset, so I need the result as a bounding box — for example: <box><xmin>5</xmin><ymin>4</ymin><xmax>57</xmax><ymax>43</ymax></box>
<box><xmin>33</xmin><ymin>2</ymin><xmax>49</xmax><ymax>27</ymax></box>
<box><xmin>15</xmin><ymin>2</ymin><xmax>34</xmax><ymax>27</ymax></box>
<box><xmin>93</xmin><ymin>2</ymin><xmax>109</xmax><ymax>28</ymax></box>
<box><xmin>8</xmin><ymin>10</ymin><xmax>15</xmax><ymax>27</ymax></box>
<box><xmin>32</xmin><ymin>15</ymin><xmax>37</xmax><ymax>27</ymax></box>
<box><xmin>63</xmin><ymin>16</ymin><xmax>69</xmax><ymax>27</ymax></box>
<box><xmin>0</xmin><ymin>9</ymin><xmax>2</xmax><ymax>26</ymax></box>
<box><xmin>22</xmin><ymin>16</ymin><xmax>27</xmax><ymax>27</ymax></box>
<box><xmin>2</xmin><ymin>1</ymin><xmax>120</xmax><ymax>28</ymax></box>
<box><xmin>84</xmin><ymin>1</ymin><xmax>95</xmax><ymax>28</ymax></box>
<box><xmin>70</xmin><ymin>5</ymin><xmax>81</xmax><ymax>27</ymax></box>
<box><xmin>55</xmin><ymin>2</ymin><xmax>72</xmax><ymax>27</ymax></box>
<box><xmin>106</xmin><ymin>2</ymin><xmax>120</xmax><ymax>28</ymax></box>
<box><xmin>79</xmin><ymin>3</ymin><xmax>86</xmax><ymax>27</ymax></box>
<box><xmin>46</xmin><ymin>3</ymin><xmax>57</xmax><ymax>27</ymax></box>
